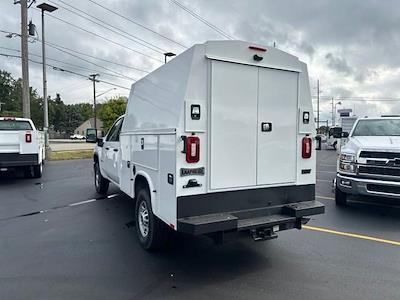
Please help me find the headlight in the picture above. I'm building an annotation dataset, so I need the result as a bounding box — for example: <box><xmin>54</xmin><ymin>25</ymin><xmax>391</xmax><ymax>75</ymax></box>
<box><xmin>339</xmin><ymin>153</ymin><xmax>356</xmax><ymax>173</ymax></box>
<box><xmin>340</xmin><ymin>153</ymin><xmax>356</xmax><ymax>162</ymax></box>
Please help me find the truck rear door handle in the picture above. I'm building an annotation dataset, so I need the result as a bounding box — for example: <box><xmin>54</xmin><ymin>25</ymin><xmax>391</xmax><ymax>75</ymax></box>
<box><xmin>113</xmin><ymin>148</ymin><xmax>118</xmax><ymax>152</ymax></box>
<box><xmin>105</xmin><ymin>147</ymin><xmax>110</xmax><ymax>150</ymax></box>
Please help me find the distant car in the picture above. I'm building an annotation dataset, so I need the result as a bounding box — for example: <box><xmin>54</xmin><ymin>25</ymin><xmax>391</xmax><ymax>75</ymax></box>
<box><xmin>70</xmin><ymin>134</ymin><xmax>86</xmax><ymax>140</ymax></box>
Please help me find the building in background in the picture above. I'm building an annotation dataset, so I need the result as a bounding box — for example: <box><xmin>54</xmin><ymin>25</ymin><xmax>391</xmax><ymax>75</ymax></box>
<box><xmin>74</xmin><ymin>118</ymin><xmax>104</xmax><ymax>137</ymax></box>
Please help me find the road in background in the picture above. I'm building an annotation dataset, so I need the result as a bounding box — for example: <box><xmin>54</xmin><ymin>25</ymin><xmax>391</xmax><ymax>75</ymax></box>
<box><xmin>50</xmin><ymin>139</ymin><xmax>95</xmax><ymax>151</ymax></box>
<box><xmin>0</xmin><ymin>151</ymin><xmax>399</xmax><ymax>299</ymax></box>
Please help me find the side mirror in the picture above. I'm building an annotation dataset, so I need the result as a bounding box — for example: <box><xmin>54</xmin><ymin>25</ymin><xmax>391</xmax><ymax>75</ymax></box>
<box><xmin>342</xmin><ymin>132</ymin><xmax>349</xmax><ymax>138</ymax></box>
<box><xmin>97</xmin><ymin>138</ymin><xmax>104</xmax><ymax>147</ymax></box>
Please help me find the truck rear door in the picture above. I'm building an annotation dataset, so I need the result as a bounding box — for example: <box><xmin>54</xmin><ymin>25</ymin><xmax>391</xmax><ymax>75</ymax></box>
<box><xmin>209</xmin><ymin>61</ymin><xmax>298</xmax><ymax>190</ymax></box>
<box><xmin>257</xmin><ymin>68</ymin><xmax>297</xmax><ymax>185</ymax></box>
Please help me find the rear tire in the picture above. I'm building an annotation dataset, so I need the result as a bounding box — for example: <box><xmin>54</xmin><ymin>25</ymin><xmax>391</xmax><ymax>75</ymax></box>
<box><xmin>23</xmin><ymin>166</ymin><xmax>32</xmax><ymax>178</ymax></box>
<box><xmin>335</xmin><ymin>185</ymin><xmax>348</xmax><ymax>206</ymax></box>
<box><xmin>32</xmin><ymin>163</ymin><xmax>43</xmax><ymax>178</ymax></box>
<box><xmin>135</xmin><ymin>188</ymin><xmax>168</xmax><ymax>251</ymax></box>
<box><xmin>94</xmin><ymin>162</ymin><xmax>109</xmax><ymax>195</ymax></box>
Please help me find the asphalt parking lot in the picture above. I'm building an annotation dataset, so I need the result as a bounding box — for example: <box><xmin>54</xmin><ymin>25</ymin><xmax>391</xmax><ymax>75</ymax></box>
<box><xmin>1</xmin><ymin>150</ymin><xmax>399</xmax><ymax>300</ymax></box>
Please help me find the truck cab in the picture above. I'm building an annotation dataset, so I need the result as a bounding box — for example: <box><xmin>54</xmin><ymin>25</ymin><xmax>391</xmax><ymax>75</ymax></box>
<box><xmin>0</xmin><ymin>117</ymin><xmax>45</xmax><ymax>178</ymax></box>
<box><xmin>336</xmin><ymin>117</ymin><xmax>400</xmax><ymax>205</ymax></box>
<box><xmin>94</xmin><ymin>40</ymin><xmax>324</xmax><ymax>250</ymax></box>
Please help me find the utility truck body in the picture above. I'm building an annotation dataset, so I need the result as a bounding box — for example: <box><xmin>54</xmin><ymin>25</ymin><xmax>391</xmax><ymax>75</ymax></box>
<box><xmin>94</xmin><ymin>41</ymin><xmax>324</xmax><ymax>249</ymax></box>
<box><xmin>0</xmin><ymin>117</ymin><xmax>45</xmax><ymax>178</ymax></box>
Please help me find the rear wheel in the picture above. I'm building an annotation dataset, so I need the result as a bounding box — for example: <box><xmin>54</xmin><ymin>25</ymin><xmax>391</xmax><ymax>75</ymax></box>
<box><xmin>32</xmin><ymin>163</ymin><xmax>42</xmax><ymax>178</ymax></box>
<box><xmin>335</xmin><ymin>185</ymin><xmax>348</xmax><ymax>206</ymax></box>
<box><xmin>94</xmin><ymin>162</ymin><xmax>109</xmax><ymax>194</ymax></box>
<box><xmin>135</xmin><ymin>188</ymin><xmax>168</xmax><ymax>250</ymax></box>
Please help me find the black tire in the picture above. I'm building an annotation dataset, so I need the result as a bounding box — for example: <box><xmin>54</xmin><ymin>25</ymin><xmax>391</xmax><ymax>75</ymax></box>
<box><xmin>32</xmin><ymin>163</ymin><xmax>43</xmax><ymax>178</ymax></box>
<box><xmin>333</xmin><ymin>142</ymin><xmax>337</xmax><ymax>150</ymax></box>
<box><xmin>135</xmin><ymin>188</ymin><xmax>168</xmax><ymax>251</ymax></box>
<box><xmin>335</xmin><ymin>185</ymin><xmax>348</xmax><ymax>206</ymax></box>
<box><xmin>94</xmin><ymin>162</ymin><xmax>109</xmax><ymax>195</ymax></box>
<box><xmin>24</xmin><ymin>166</ymin><xmax>32</xmax><ymax>178</ymax></box>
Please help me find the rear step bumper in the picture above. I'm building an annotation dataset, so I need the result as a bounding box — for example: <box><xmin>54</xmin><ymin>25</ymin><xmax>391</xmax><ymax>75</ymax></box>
<box><xmin>177</xmin><ymin>200</ymin><xmax>324</xmax><ymax>235</ymax></box>
<box><xmin>0</xmin><ymin>153</ymin><xmax>39</xmax><ymax>167</ymax></box>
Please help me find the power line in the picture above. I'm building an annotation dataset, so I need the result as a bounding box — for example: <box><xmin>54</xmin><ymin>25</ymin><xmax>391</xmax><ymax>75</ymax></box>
<box><xmin>0</xmin><ymin>46</ymin><xmax>133</xmax><ymax>81</ymax></box>
<box><xmin>33</xmin><ymin>8</ymin><xmax>164</xmax><ymax>63</ymax></box>
<box><xmin>41</xmin><ymin>42</ymin><xmax>138</xmax><ymax>82</ymax></box>
<box><xmin>50</xmin><ymin>0</ymin><xmax>166</xmax><ymax>54</ymax></box>
<box><xmin>1</xmin><ymin>28</ymin><xmax>150</xmax><ymax>73</ymax></box>
<box><xmin>170</xmin><ymin>0</ymin><xmax>234</xmax><ymax>39</ymax></box>
<box><xmin>0</xmin><ymin>52</ymin><xmax>131</xmax><ymax>90</ymax></box>
<box><xmin>312</xmin><ymin>97</ymin><xmax>400</xmax><ymax>102</ymax></box>
<box><xmin>87</xmin><ymin>0</ymin><xmax>187</xmax><ymax>48</ymax></box>
<box><xmin>42</xmin><ymin>41</ymin><xmax>150</xmax><ymax>74</ymax></box>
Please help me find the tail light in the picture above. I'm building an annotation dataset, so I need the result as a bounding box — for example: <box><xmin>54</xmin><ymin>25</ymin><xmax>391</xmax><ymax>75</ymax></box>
<box><xmin>302</xmin><ymin>137</ymin><xmax>312</xmax><ymax>158</ymax></box>
<box><xmin>25</xmin><ymin>133</ymin><xmax>32</xmax><ymax>143</ymax></box>
<box><xmin>185</xmin><ymin>136</ymin><xmax>200</xmax><ymax>163</ymax></box>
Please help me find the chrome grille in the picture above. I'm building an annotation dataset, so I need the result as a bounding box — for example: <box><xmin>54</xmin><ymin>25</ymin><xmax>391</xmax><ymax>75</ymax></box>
<box><xmin>358</xmin><ymin>151</ymin><xmax>400</xmax><ymax>178</ymax></box>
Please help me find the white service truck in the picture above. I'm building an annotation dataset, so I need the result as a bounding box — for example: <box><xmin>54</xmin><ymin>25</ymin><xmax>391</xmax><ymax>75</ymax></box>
<box><xmin>0</xmin><ymin>117</ymin><xmax>45</xmax><ymax>178</ymax></box>
<box><xmin>336</xmin><ymin>116</ymin><xmax>400</xmax><ymax>205</ymax></box>
<box><xmin>93</xmin><ymin>41</ymin><xmax>324</xmax><ymax>250</ymax></box>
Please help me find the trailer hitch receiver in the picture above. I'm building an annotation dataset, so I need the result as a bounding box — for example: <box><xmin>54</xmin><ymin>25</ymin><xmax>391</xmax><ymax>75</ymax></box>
<box><xmin>251</xmin><ymin>227</ymin><xmax>278</xmax><ymax>241</ymax></box>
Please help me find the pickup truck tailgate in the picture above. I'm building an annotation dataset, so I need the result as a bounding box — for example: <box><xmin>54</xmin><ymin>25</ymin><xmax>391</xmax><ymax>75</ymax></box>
<box><xmin>0</xmin><ymin>131</ymin><xmax>20</xmax><ymax>153</ymax></box>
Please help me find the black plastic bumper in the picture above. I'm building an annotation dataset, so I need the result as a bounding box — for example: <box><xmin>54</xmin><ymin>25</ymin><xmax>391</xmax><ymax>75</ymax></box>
<box><xmin>0</xmin><ymin>153</ymin><xmax>38</xmax><ymax>167</ymax></box>
<box><xmin>176</xmin><ymin>184</ymin><xmax>324</xmax><ymax>235</ymax></box>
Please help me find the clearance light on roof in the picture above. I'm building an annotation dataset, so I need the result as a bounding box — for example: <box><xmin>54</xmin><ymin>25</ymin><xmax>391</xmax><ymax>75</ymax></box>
<box><xmin>249</xmin><ymin>46</ymin><xmax>267</xmax><ymax>52</ymax></box>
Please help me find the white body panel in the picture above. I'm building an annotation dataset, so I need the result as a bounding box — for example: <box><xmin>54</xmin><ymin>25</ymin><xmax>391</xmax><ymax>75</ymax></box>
<box><xmin>96</xmin><ymin>40</ymin><xmax>316</xmax><ymax>229</ymax></box>
<box><xmin>0</xmin><ymin>117</ymin><xmax>45</xmax><ymax>164</ymax></box>
<box><xmin>210</xmin><ymin>60</ymin><xmax>258</xmax><ymax>189</ymax></box>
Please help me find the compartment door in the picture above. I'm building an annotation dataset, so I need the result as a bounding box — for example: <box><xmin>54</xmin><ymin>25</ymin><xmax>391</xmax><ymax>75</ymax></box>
<box><xmin>210</xmin><ymin>60</ymin><xmax>258</xmax><ymax>189</ymax></box>
<box><xmin>257</xmin><ymin>68</ymin><xmax>298</xmax><ymax>185</ymax></box>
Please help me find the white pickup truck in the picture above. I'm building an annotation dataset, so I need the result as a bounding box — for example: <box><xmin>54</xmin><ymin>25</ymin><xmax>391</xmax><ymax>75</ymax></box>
<box><xmin>94</xmin><ymin>40</ymin><xmax>324</xmax><ymax>250</ymax></box>
<box><xmin>0</xmin><ymin>117</ymin><xmax>45</xmax><ymax>178</ymax></box>
<box><xmin>336</xmin><ymin>116</ymin><xmax>400</xmax><ymax>205</ymax></box>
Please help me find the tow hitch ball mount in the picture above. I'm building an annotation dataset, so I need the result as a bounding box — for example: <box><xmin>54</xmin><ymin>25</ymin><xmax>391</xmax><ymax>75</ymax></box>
<box><xmin>251</xmin><ymin>227</ymin><xmax>278</xmax><ymax>241</ymax></box>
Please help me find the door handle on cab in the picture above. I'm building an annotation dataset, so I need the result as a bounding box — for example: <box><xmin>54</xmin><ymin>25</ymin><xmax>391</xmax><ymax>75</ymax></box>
<box><xmin>113</xmin><ymin>148</ymin><xmax>118</xmax><ymax>152</ymax></box>
<box><xmin>105</xmin><ymin>147</ymin><xmax>110</xmax><ymax>150</ymax></box>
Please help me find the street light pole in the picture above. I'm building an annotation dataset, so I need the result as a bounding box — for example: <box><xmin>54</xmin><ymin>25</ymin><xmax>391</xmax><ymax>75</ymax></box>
<box><xmin>163</xmin><ymin>52</ymin><xmax>176</xmax><ymax>63</ymax></box>
<box><xmin>20</xmin><ymin>0</ymin><xmax>30</xmax><ymax>118</ymax></box>
<box><xmin>37</xmin><ymin>3</ymin><xmax>58</xmax><ymax>156</ymax></box>
<box><xmin>334</xmin><ymin>101</ymin><xmax>342</xmax><ymax>126</ymax></box>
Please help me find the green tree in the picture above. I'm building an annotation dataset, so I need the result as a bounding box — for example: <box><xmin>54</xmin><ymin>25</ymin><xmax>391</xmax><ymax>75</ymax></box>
<box><xmin>98</xmin><ymin>96</ymin><xmax>127</xmax><ymax>132</ymax></box>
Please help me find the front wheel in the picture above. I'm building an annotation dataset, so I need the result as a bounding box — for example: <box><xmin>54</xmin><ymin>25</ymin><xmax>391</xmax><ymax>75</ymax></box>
<box><xmin>94</xmin><ymin>162</ymin><xmax>109</xmax><ymax>194</ymax></box>
<box><xmin>335</xmin><ymin>185</ymin><xmax>348</xmax><ymax>206</ymax></box>
<box><xmin>135</xmin><ymin>188</ymin><xmax>168</xmax><ymax>250</ymax></box>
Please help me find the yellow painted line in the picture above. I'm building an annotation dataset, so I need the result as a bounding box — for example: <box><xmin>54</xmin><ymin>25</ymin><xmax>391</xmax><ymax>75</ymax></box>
<box><xmin>304</xmin><ymin>225</ymin><xmax>400</xmax><ymax>246</ymax></box>
<box><xmin>316</xmin><ymin>195</ymin><xmax>334</xmax><ymax>200</ymax></box>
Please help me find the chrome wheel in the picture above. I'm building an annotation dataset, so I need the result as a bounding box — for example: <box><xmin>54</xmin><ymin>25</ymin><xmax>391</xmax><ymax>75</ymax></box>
<box><xmin>138</xmin><ymin>200</ymin><xmax>150</xmax><ymax>237</ymax></box>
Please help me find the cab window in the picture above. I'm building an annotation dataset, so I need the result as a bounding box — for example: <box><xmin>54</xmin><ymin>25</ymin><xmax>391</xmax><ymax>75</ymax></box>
<box><xmin>105</xmin><ymin>118</ymin><xmax>123</xmax><ymax>142</ymax></box>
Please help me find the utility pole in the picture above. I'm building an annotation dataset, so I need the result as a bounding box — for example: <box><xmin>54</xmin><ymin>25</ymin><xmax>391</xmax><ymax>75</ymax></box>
<box><xmin>37</xmin><ymin>2</ymin><xmax>58</xmax><ymax>157</ymax></box>
<box><xmin>21</xmin><ymin>0</ymin><xmax>30</xmax><ymax>118</ymax></box>
<box><xmin>89</xmin><ymin>74</ymin><xmax>99</xmax><ymax>136</ymax></box>
<box><xmin>317</xmin><ymin>79</ymin><xmax>320</xmax><ymax>132</ymax></box>
<box><xmin>331</xmin><ymin>97</ymin><xmax>334</xmax><ymax>127</ymax></box>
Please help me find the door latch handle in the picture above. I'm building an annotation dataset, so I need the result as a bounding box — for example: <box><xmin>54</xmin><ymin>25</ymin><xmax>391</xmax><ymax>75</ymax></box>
<box><xmin>261</xmin><ymin>122</ymin><xmax>272</xmax><ymax>132</ymax></box>
<box><xmin>113</xmin><ymin>148</ymin><xmax>118</xmax><ymax>152</ymax></box>
<box><xmin>105</xmin><ymin>147</ymin><xmax>110</xmax><ymax>150</ymax></box>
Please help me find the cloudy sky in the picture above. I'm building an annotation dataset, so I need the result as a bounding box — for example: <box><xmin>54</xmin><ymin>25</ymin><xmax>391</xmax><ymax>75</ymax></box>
<box><xmin>1</xmin><ymin>0</ymin><xmax>400</xmax><ymax>124</ymax></box>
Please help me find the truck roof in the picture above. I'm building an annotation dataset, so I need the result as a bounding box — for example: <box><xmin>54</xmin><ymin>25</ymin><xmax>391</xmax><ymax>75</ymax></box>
<box><xmin>0</xmin><ymin>117</ymin><xmax>33</xmax><ymax>122</ymax></box>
